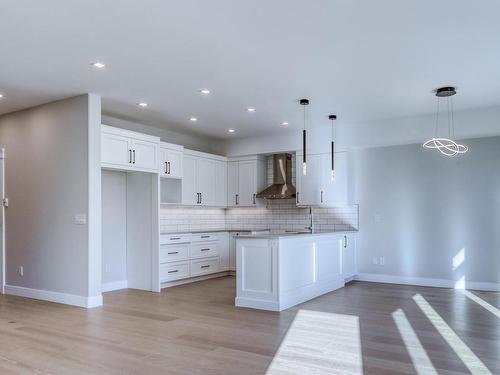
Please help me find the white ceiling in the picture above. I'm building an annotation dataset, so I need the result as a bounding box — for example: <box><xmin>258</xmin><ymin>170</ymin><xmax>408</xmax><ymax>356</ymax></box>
<box><xmin>1</xmin><ymin>0</ymin><xmax>499</xmax><ymax>139</ymax></box>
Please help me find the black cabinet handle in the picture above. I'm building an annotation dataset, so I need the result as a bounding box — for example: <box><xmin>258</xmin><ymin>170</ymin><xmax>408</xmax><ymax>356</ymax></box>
<box><xmin>236</xmin><ymin>194</ymin><xmax>239</xmax><ymax>205</ymax></box>
<box><xmin>296</xmin><ymin>192</ymin><xmax>300</xmax><ymax>204</ymax></box>
<box><xmin>344</xmin><ymin>235</ymin><xmax>347</xmax><ymax>248</ymax></box>
<box><xmin>170</xmin><ymin>237</ymin><xmax>180</xmax><ymax>240</ymax></box>
<box><xmin>253</xmin><ymin>194</ymin><xmax>256</xmax><ymax>205</ymax></box>
<box><xmin>164</xmin><ymin>161</ymin><xmax>168</xmax><ymax>174</ymax></box>
<box><xmin>132</xmin><ymin>149</ymin><xmax>136</xmax><ymax>164</ymax></box>
<box><xmin>167</xmin><ymin>161</ymin><xmax>171</xmax><ymax>174</ymax></box>
<box><xmin>200</xmin><ymin>193</ymin><xmax>202</xmax><ymax>204</ymax></box>
<box><xmin>128</xmin><ymin>149</ymin><xmax>132</xmax><ymax>163</ymax></box>
<box><xmin>168</xmin><ymin>270</ymin><xmax>179</xmax><ymax>274</ymax></box>
<box><xmin>168</xmin><ymin>251</ymin><xmax>179</xmax><ymax>255</ymax></box>
<box><xmin>200</xmin><ymin>248</ymin><xmax>210</xmax><ymax>252</ymax></box>
<box><xmin>321</xmin><ymin>191</ymin><xmax>323</xmax><ymax>203</ymax></box>
<box><xmin>201</xmin><ymin>265</ymin><xmax>210</xmax><ymax>269</ymax></box>
<box><xmin>201</xmin><ymin>235</ymin><xmax>210</xmax><ymax>239</ymax></box>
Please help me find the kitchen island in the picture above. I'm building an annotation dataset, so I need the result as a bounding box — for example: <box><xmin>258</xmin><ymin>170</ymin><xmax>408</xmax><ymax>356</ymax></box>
<box><xmin>235</xmin><ymin>231</ymin><xmax>356</xmax><ymax>311</ymax></box>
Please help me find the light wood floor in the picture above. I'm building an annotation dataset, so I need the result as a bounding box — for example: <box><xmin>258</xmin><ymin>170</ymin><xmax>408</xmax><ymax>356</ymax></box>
<box><xmin>0</xmin><ymin>277</ymin><xmax>499</xmax><ymax>374</ymax></box>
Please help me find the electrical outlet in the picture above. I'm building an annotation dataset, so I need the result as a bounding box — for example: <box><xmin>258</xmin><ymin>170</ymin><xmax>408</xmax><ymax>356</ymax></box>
<box><xmin>380</xmin><ymin>256</ymin><xmax>385</xmax><ymax>266</ymax></box>
<box><xmin>372</xmin><ymin>257</ymin><xmax>379</xmax><ymax>265</ymax></box>
<box><xmin>17</xmin><ymin>266</ymin><xmax>23</xmax><ymax>277</ymax></box>
<box><xmin>105</xmin><ymin>264</ymin><xmax>111</xmax><ymax>273</ymax></box>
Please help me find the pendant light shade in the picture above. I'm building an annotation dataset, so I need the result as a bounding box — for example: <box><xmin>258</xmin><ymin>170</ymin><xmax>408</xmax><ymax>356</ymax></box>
<box><xmin>423</xmin><ymin>87</ymin><xmax>468</xmax><ymax>156</ymax></box>
<box><xmin>329</xmin><ymin>114</ymin><xmax>337</xmax><ymax>181</ymax></box>
<box><xmin>300</xmin><ymin>99</ymin><xmax>309</xmax><ymax>175</ymax></box>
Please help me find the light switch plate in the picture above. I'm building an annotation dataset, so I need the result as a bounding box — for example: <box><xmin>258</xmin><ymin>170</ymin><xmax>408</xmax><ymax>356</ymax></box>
<box><xmin>74</xmin><ymin>214</ymin><xmax>87</xmax><ymax>225</ymax></box>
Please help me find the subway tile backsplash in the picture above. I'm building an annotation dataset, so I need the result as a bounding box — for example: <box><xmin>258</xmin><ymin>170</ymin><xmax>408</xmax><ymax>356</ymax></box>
<box><xmin>160</xmin><ymin>200</ymin><xmax>358</xmax><ymax>233</ymax></box>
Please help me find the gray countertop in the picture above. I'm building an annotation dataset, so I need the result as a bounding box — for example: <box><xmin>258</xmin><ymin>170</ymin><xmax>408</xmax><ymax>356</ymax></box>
<box><xmin>161</xmin><ymin>229</ymin><xmax>358</xmax><ymax>237</ymax></box>
<box><xmin>235</xmin><ymin>230</ymin><xmax>358</xmax><ymax>239</ymax></box>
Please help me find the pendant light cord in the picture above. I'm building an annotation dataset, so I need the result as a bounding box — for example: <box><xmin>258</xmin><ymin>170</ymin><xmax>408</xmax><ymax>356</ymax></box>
<box><xmin>434</xmin><ymin>98</ymin><xmax>440</xmax><ymax>138</ymax></box>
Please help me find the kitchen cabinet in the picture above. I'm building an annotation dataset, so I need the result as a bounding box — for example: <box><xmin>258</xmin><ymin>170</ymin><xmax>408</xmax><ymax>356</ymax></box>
<box><xmin>101</xmin><ymin>125</ymin><xmax>160</xmax><ymax>173</ymax></box>
<box><xmin>159</xmin><ymin>142</ymin><xmax>183</xmax><ymax>178</ymax></box>
<box><xmin>341</xmin><ymin>233</ymin><xmax>356</xmax><ymax>280</ymax></box>
<box><xmin>227</xmin><ymin>156</ymin><xmax>266</xmax><ymax>207</ymax></box>
<box><xmin>159</xmin><ymin>232</ymin><xmax>230</xmax><ymax>287</ymax></box>
<box><xmin>182</xmin><ymin>150</ymin><xmax>227</xmax><ymax>207</ymax></box>
<box><xmin>295</xmin><ymin>151</ymin><xmax>347</xmax><ymax>206</ymax></box>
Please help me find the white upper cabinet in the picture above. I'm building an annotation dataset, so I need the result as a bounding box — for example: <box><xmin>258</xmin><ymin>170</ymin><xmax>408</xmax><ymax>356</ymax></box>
<box><xmin>296</xmin><ymin>151</ymin><xmax>348</xmax><ymax>206</ymax></box>
<box><xmin>182</xmin><ymin>154</ymin><xmax>198</xmax><ymax>205</ymax></box>
<box><xmin>227</xmin><ymin>156</ymin><xmax>266</xmax><ymax>207</ymax></box>
<box><xmin>295</xmin><ymin>154</ymin><xmax>322</xmax><ymax>206</ymax></box>
<box><xmin>159</xmin><ymin>142</ymin><xmax>183</xmax><ymax>178</ymax></box>
<box><xmin>214</xmin><ymin>161</ymin><xmax>228</xmax><ymax>207</ymax></box>
<box><xmin>101</xmin><ymin>125</ymin><xmax>160</xmax><ymax>173</ymax></box>
<box><xmin>182</xmin><ymin>150</ymin><xmax>227</xmax><ymax>207</ymax></box>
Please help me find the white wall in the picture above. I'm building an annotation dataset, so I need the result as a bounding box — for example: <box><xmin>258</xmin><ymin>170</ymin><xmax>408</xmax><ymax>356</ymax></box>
<box><xmin>102</xmin><ymin>171</ymin><xmax>127</xmax><ymax>285</ymax></box>
<box><xmin>102</xmin><ymin>115</ymin><xmax>225</xmax><ymax>155</ymax></box>
<box><xmin>223</xmin><ymin>105</ymin><xmax>500</xmax><ymax>156</ymax></box>
<box><xmin>352</xmin><ymin>136</ymin><xmax>500</xmax><ymax>290</ymax></box>
<box><xmin>0</xmin><ymin>94</ymin><xmax>102</xmax><ymax>307</ymax></box>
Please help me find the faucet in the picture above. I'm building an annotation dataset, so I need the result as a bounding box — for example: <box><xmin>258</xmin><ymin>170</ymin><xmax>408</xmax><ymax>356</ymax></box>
<box><xmin>305</xmin><ymin>206</ymin><xmax>314</xmax><ymax>233</ymax></box>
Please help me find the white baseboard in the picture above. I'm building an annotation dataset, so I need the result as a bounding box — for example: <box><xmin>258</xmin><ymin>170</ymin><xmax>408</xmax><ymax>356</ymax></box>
<box><xmin>101</xmin><ymin>280</ymin><xmax>128</xmax><ymax>293</ymax></box>
<box><xmin>355</xmin><ymin>273</ymin><xmax>500</xmax><ymax>292</ymax></box>
<box><xmin>5</xmin><ymin>285</ymin><xmax>103</xmax><ymax>308</ymax></box>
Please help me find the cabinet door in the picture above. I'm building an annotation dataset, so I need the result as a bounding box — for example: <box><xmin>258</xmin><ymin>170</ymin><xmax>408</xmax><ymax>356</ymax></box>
<box><xmin>214</xmin><ymin>161</ymin><xmax>227</xmax><ymax>207</ymax></box>
<box><xmin>218</xmin><ymin>233</ymin><xmax>230</xmax><ymax>271</ymax></box>
<box><xmin>158</xmin><ymin>148</ymin><xmax>168</xmax><ymax>175</ymax></box>
<box><xmin>227</xmin><ymin>162</ymin><xmax>239</xmax><ymax>207</ymax></box>
<box><xmin>322</xmin><ymin>152</ymin><xmax>347</xmax><ymax>205</ymax></box>
<box><xmin>102</xmin><ymin>132</ymin><xmax>131</xmax><ymax>168</ymax></box>
<box><xmin>342</xmin><ymin>234</ymin><xmax>356</xmax><ymax>279</ymax></box>
<box><xmin>229</xmin><ymin>234</ymin><xmax>237</xmax><ymax>271</ymax></box>
<box><xmin>166</xmin><ymin>150</ymin><xmax>183</xmax><ymax>178</ymax></box>
<box><xmin>131</xmin><ymin>139</ymin><xmax>158</xmax><ymax>171</ymax></box>
<box><xmin>197</xmin><ymin>158</ymin><xmax>216</xmax><ymax>206</ymax></box>
<box><xmin>238</xmin><ymin>161</ymin><xmax>257</xmax><ymax>206</ymax></box>
<box><xmin>182</xmin><ymin>155</ymin><xmax>198</xmax><ymax>205</ymax></box>
<box><xmin>295</xmin><ymin>154</ymin><xmax>321</xmax><ymax>206</ymax></box>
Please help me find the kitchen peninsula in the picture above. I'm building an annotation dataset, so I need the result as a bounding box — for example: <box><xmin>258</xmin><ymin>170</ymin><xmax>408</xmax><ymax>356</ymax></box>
<box><xmin>235</xmin><ymin>231</ymin><xmax>356</xmax><ymax>311</ymax></box>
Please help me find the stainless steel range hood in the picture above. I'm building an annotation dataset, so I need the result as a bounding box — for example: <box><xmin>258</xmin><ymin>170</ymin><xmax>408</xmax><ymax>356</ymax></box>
<box><xmin>256</xmin><ymin>153</ymin><xmax>296</xmax><ymax>199</ymax></box>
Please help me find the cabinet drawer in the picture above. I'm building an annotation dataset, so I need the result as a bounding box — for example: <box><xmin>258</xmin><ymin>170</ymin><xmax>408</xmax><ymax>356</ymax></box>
<box><xmin>190</xmin><ymin>257</ymin><xmax>219</xmax><ymax>276</ymax></box>
<box><xmin>191</xmin><ymin>233</ymin><xmax>218</xmax><ymax>242</ymax></box>
<box><xmin>160</xmin><ymin>233</ymin><xmax>191</xmax><ymax>245</ymax></box>
<box><xmin>160</xmin><ymin>244</ymin><xmax>189</xmax><ymax>263</ymax></box>
<box><xmin>191</xmin><ymin>242</ymin><xmax>218</xmax><ymax>258</ymax></box>
<box><xmin>160</xmin><ymin>261</ymin><xmax>190</xmax><ymax>282</ymax></box>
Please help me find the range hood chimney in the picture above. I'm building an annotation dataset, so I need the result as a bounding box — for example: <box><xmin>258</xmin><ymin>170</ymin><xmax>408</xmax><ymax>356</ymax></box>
<box><xmin>256</xmin><ymin>153</ymin><xmax>296</xmax><ymax>199</ymax></box>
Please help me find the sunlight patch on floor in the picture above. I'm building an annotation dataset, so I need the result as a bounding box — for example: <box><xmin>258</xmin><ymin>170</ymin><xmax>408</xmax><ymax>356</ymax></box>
<box><xmin>461</xmin><ymin>290</ymin><xmax>500</xmax><ymax>319</ymax></box>
<box><xmin>392</xmin><ymin>308</ymin><xmax>438</xmax><ymax>375</ymax></box>
<box><xmin>413</xmin><ymin>294</ymin><xmax>492</xmax><ymax>375</ymax></box>
<box><xmin>266</xmin><ymin>309</ymin><xmax>363</xmax><ymax>375</ymax></box>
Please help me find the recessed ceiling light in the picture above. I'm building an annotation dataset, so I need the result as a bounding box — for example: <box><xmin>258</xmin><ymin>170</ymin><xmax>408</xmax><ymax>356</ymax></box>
<box><xmin>189</xmin><ymin>117</ymin><xmax>198</xmax><ymax>122</ymax></box>
<box><xmin>137</xmin><ymin>102</ymin><xmax>148</xmax><ymax>108</ymax></box>
<box><xmin>282</xmin><ymin>122</ymin><xmax>289</xmax><ymax>126</ymax></box>
<box><xmin>247</xmin><ymin>108</ymin><xmax>256</xmax><ymax>112</ymax></box>
<box><xmin>0</xmin><ymin>94</ymin><xmax>4</xmax><ymax>99</ymax></box>
<box><xmin>91</xmin><ymin>62</ymin><xmax>106</xmax><ymax>69</ymax></box>
<box><xmin>200</xmin><ymin>89</ymin><xmax>211</xmax><ymax>95</ymax></box>
<box><xmin>228</xmin><ymin>129</ymin><xmax>235</xmax><ymax>133</ymax></box>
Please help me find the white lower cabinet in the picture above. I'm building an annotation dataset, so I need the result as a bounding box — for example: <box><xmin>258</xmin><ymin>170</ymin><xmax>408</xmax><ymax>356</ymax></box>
<box><xmin>341</xmin><ymin>233</ymin><xmax>357</xmax><ymax>280</ymax></box>
<box><xmin>190</xmin><ymin>257</ymin><xmax>220</xmax><ymax>276</ymax></box>
<box><xmin>159</xmin><ymin>232</ymin><xmax>230</xmax><ymax>287</ymax></box>
<box><xmin>160</xmin><ymin>261</ymin><xmax>190</xmax><ymax>282</ymax></box>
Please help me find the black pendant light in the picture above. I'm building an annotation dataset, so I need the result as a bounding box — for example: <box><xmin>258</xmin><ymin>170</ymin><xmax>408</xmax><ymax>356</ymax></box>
<box><xmin>300</xmin><ymin>99</ymin><xmax>309</xmax><ymax>175</ymax></box>
<box><xmin>329</xmin><ymin>114</ymin><xmax>337</xmax><ymax>181</ymax></box>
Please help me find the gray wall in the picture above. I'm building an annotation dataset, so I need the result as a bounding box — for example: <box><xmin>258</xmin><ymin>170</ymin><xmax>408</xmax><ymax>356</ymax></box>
<box><xmin>0</xmin><ymin>95</ymin><xmax>101</xmax><ymax>299</ymax></box>
<box><xmin>352</xmin><ymin>136</ymin><xmax>500</xmax><ymax>286</ymax></box>
<box><xmin>101</xmin><ymin>171</ymin><xmax>127</xmax><ymax>284</ymax></box>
